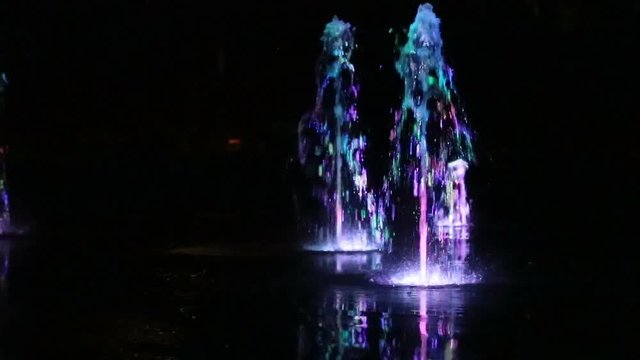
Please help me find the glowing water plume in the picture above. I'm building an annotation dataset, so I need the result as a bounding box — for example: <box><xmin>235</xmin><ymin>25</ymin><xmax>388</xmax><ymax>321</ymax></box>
<box><xmin>299</xmin><ymin>17</ymin><xmax>388</xmax><ymax>251</ymax></box>
<box><xmin>387</xmin><ymin>3</ymin><xmax>475</xmax><ymax>284</ymax></box>
<box><xmin>0</xmin><ymin>147</ymin><xmax>10</xmax><ymax>233</ymax></box>
<box><xmin>0</xmin><ymin>73</ymin><xmax>10</xmax><ymax>234</ymax></box>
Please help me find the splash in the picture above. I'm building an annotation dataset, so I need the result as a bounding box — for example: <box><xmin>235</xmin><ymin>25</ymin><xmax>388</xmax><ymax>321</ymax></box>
<box><xmin>386</xmin><ymin>3</ymin><xmax>475</xmax><ymax>284</ymax></box>
<box><xmin>298</xmin><ymin>17</ymin><xmax>388</xmax><ymax>252</ymax></box>
<box><xmin>377</xmin><ymin>265</ymin><xmax>481</xmax><ymax>287</ymax></box>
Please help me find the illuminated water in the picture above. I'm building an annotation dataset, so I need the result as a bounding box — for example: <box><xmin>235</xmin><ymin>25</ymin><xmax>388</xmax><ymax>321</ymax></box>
<box><xmin>0</xmin><ymin>74</ymin><xmax>10</xmax><ymax>235</ymax></box>
<box><xmin>384</xmin><ymin>3</ymin><xmax>476</xmax><ymax>285</ymax></box>
<box><xmin>307</xmin><ymin>252</ymin><xmax>382</xmax><ymax>276</ymax></box>
<box><xmin>298</xmin><ymin>17</ymin><xmax>388</xmax><ymax>252</ymax></box>
<box><xmin>302</xmin><ymin>231</ymin><xmax>381</xmax><ymax>253</ymax></box>
<box><xmin>296</xmin><ymin>6</ymin><xmax>477</xmax><ymax>287</ymax></box>
<box><xmin>302</xmin><ymin>285</ymin><xmax>466</xmax><ymax>359</ymax></box>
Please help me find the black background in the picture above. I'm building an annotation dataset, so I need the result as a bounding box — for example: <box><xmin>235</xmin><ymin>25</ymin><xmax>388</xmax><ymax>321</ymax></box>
<box><xmin>0</xmin><ymin>0</ymin><xmax>637</xmax><ymax>288</ymax></box>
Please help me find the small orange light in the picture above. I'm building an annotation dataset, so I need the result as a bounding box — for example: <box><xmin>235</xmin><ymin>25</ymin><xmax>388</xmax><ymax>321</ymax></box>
<box><xmin>227</xmin><ymin>138</ymin><xmax>241</xmax><ymax>145</ymax></box>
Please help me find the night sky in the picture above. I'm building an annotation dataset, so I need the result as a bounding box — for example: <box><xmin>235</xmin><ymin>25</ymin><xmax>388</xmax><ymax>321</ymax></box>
<box><xmin>0</xmin><ymin>1</ymin><xmax>636</xmax><ymax>273</ymax></box>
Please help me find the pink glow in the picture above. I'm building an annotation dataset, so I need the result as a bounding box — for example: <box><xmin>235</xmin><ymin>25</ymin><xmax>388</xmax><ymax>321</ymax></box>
<box><xmin>419</xmin><ymin>176</ymin><xmax>428</xmax><ymax>283</ymax></box>
<box><xmin>381</xmin><ymin>265</ymin><xmax>480</xmax><ymax>287</ymax></box>
<box><xmin>335</xmin><ymin>199</ymin><xmax>343</xmax><ymax>244</ymax></box>
<box><xmin>419</xmin><ymin>289</ymin><xmax>428</xmax><ymax>359</ymax></box>
<box><xmin>335</xmin><ymin>134</ymin><xmax>343</xmax><ymax>245</ymax></box>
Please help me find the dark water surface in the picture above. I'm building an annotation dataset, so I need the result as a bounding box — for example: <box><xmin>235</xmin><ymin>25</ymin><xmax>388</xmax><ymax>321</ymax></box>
<box><xmin>0</xmin><ymin>237</ymin><xmax>621</xmax><ymax>359</ymax></box>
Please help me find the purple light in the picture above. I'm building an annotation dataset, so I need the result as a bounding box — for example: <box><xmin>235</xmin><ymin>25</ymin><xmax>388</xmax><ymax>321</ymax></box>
<box><xmin>383</xmin><ymin>266</ymin><xmax>480</xmax><ymax>287</ymax></box>
<box><xmin>299</xmin><ymin>17</ymin><xmax>390</xmax><ymax>252</ymax></box>
<box><xmin>419</xmin><ymin>289</ymin><xmax>428</xmax><ymax>359</ymax></box>
<box><xmin>380</xmin><ymin>3</ymin><xmax>476</xmax><ymax>286</ymax></box>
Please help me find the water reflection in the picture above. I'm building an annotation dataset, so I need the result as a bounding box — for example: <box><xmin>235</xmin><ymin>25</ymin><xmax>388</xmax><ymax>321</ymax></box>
<box><xmin>299</xmin><ymin>286</ymin><xmax>464</xmax><ymax>359</ymax></box>
<box><xmin>0</xmin><ymin>240</ymin><xmax>10</xmax><ymax>353</ymax></box>
<box><xmin>310</xmin><ymin>252</ymin><xmax>382</xmax><ymax>274</ymax></box>
<box><xmin>0</xmin><ymin>240</ymin><xmax>9</xmax><ymax>293</ymax></box>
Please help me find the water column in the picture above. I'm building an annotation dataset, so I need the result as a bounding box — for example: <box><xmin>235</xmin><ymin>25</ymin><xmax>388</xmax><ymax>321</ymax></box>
<box><xmin>0</xmin><ymin>74</ymin><xmax>10</xmax><ymax>231</ymax></box>
<box><xmin>391</xmin><ymin>3</ymin><xmax>474</xmax><ymax>282</ymax></box>
<box><xmin>299</xmin><ymin>17</ymin><xmax>385</xmax><ymax>251</ymax></box>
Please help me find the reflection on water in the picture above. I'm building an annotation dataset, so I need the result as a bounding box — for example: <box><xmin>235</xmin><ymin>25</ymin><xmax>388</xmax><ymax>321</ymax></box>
<box><xmin>0</xmin><ymin>241</ymin><xmax>9</xmax><ymax>353</ymax></box>
<box><xmin>310</xmin><ymin>252</ymin><xmax>382</xmax><ymax>274</ymax></box>
<box><xmin>0</xmin><ymin>241</ymin><xmax>9</xmax><ymax>293</ymax></box>
<box><xmin>299</xmin><ymin>286</ymin><xmax>464</xmax><ymax>359</ymax></box>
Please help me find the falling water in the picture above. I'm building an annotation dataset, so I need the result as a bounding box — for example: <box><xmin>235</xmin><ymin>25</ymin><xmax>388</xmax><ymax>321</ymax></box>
<box><xmin>387</xmin><ymin>4</ymin><xmax>475</xmax><ymax>284</ymax></box>
<box><xmin>299</xmin><ymin>17</ymin><xmax>388</xmax><ymax>252</ymax></box>
<box><xmin>0</xmin><ymin>147</ymin><xmax>10</xmax><ymax>230</ymax></box>
<box><xmin>0</xmin><ymin>73</ymin><xmax>10</xmax><ymax>234</ymax></box>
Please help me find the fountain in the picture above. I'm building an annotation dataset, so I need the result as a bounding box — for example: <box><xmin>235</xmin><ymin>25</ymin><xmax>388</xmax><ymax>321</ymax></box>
<box><xmin>0</xmin><ymin>73</ymin><xmax>12</xmax><ymax>235</ymax></box>
<box><xmin>298</xmin><ymin>17</ymin><xmax>388</xmax><ymax>252</ymax></box>
<box><xmin>296</xmin><ymin>5</ymin><xmax>480</xmax><ymax>283</ymax></box>
<box><xmin>383</xmin><ymin>3</ymin><xmax>477</xmax><ymax>285</ymax></box>
<box><xmin>0</xmin><ymin>148</ymin><xmax>9</xmax><ymax>234</ymax></box>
